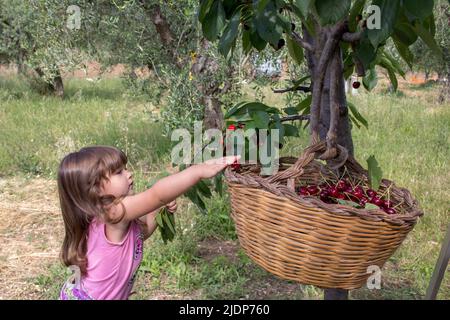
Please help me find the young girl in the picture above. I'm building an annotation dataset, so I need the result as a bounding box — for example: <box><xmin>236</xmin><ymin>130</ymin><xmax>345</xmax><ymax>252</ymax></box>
<box><xmin>57</xmin><ymin>145</ymin><xmax>239</xmax><ymax>300</ymax></box>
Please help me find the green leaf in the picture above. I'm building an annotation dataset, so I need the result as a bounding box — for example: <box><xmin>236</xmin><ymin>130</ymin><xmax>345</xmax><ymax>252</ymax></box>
<box><xmin>363</xmin><ymin>67</ymin><xmax>378</xmax><ymax>91</ymax></box>
<box><xmin>242</xmin><ymin>29</ymin><xmax>252</xmax><ymax>54</ymax></box>
<box><xmin>250</xmin><ymin>110</ymin><xmax>270</xmax><ymax>128</ymax></box>
<box><xmin>314</xmin><ymin>0</ymin><xmax>351</xmax><ymax>26</ymax></box>
<box><xmin>393</xmin><ymin>37</ymin><xmax>414</xmax><ymax>69</ymax></box>
<box><xmin>294</xmin><ymin>0</ymin><xmax>313</xmax><ymax>19</ymax></box>
<box><xmin>286</xmin><ymin>35</ymin><xmax>304</xmax><ymax>65</ymax></box>
<box><xmin>382</xmin><ymin>50</ymin><xmax>405</xmax><ymax>78</ymax></box>
<box><xmin>255</xmin><ymin>1</ymin><xmax>283</xmax><ymax>46</ymax></box>
<box><xmin>249</xmin><ymin>27</ymin><xmax>268</xmax><ymax>51</ymax></box>
<box><xmin>349</xmin><ymin>0</ymin><xmax>366</xmax><ymax>32</ymax></box>
<box><xmin>223</xmin><ymin>0</ymin><xmax>240</xmax><ymax>19</ymax></box>
<box><xmin>393</xmin><ymin>22</ymin><xmax>418</xmax><ymax>46</ymax></box>
<box><xmin>225</xmin><ymin>101</ymin><xmax>280</xmax><ymax>119</ymax></box>
<box><xmin>214</xmin><ymin>172</ymin><xmax>223</xmax><ymax>196</ymax></box>
<box><xmin>256</xmin><ymin>0</ymin><xmax>271</xmax><ymax>13</ymax></box>
<box><xmin>226</xmin><ymin>111</ymin><xmax>254</xmax><ymax>122</ymax></box>
<box><xmin>367</xmin><ymin>0</ymin><xmax>400</xmax><ymax>49</ymax></box>
<box><xmin>344</xmin><ymin>63</ymin><xmax>355</xmax><ymax>80</ymax></box>
<box><xmin>347</xmin><ymin>101</ymin><xmax>368</xmax><ymax>129</ymax></box>
<box><xmin>185</xmin><ymin>187</ymin><xmax>207</xmax><ymax>214</ymax></box>
<box><xmin>219</xmin><ymin>10</ymin><xmax>241</xmax><ymax>58</ymax></box>
<box><xmin>283</xmin><ymin>124</ymin><xmax>299</xmax><ymax>137</ymax></box>
<box><xmin>197</xmin><ymin>179</ymin><xmax>213</xmax><ymax>198</ymax></box>
<box><xmin>378</xmin><ymin>57</ymin><xmax>398</xmax><ymax>91</ymax></box>
<box><xmin>365</xmin><ymin>203</ymin><xmax>380</xmax><ymax>210</ymax></box>
<box><xmin>348</xmin><ymin>113</ymin><xmax>361</xmax><ymax>129</ymax></box>
<box><xmin>337</xmin><ymin>199</ymin><xmax>361</xmax><ymax>208</ymax></box>
<box><xmin>413</xmin><ymin>21</ymin><xmax>443</xmax><ymax>60</ymax></box>
<box><xmin>202</xmin><ymin>0</ymin><xmax>226</xmax><ymax>41</ymax></box>
<box><xmin>155</xmin><ymin>211</ymin><xmax>164</xmax><ymax>228</ymax></box>
<box><xmin>283</xmin><ymin>107</ymin><xmax>299</xmax><ymax>115</ymax></box>
<box><xmin>198</xmin><ymin>0</ymin><xmax>214</xmax><ymax>23</ymax></box>
<box><xmin>403</xmin><ymin>0</ymin><xmax>434</xmax><ymax>21</ymax></box>
<box><xmin>162</xmin><ymin>210</ymin><xmax>176</xmax><ymax>235</ymax></box>
<box><xmin>270</xmin><ymin>114</ymin><xmax>285</xmax><ymax>142</ymax></box>
<box><xmin>295</xmin><ymin>95</ymin><xmax>312</xmax><ymax>112</ymax></box>
<box><xmin>354</xmin><ymin>36</ymin><xmax>378</xmax><ymax>71</ymax></box>
<box><xmin>423</xmin><ymin>14</ymin><xmax>436</xmax><ymax>36</ymax></box>
<box><xmin>367</xmin><ymin>155</ymin><xmax>383</xmax><ymax>191</ymax></box>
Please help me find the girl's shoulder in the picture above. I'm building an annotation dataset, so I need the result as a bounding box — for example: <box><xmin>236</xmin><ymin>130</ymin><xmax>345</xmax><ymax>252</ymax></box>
<box><xmin>89</xmin><ymin>217</ymin><xmax>140</xmax><ymax>245</ymax></box>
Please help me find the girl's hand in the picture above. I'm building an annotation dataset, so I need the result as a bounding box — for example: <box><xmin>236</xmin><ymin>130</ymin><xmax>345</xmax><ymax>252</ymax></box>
<box><xmin>165</xmin><ymin>200</ymin><xmax>177</xmax><ymax>213</ymax></box>
<box><xmin>196</xmin><ymin>155</ymin><xmax>241</xmax><ymax>179</ymax></box>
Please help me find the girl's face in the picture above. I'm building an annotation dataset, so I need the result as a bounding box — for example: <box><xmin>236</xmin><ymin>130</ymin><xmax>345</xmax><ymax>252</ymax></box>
<box><xmin>101</xmin><ymin>166</ymin><xmax>133</xmax><ymax>198</ymax></box>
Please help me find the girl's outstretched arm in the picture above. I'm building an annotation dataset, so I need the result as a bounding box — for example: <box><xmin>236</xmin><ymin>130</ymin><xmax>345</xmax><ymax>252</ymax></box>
<box><xmin>112</xmin><ymin>155</ymin><xmax>239</xmax><ymax>223</ymax></box>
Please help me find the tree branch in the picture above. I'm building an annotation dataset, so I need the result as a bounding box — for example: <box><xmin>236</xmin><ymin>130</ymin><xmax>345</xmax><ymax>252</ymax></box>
<box><xmin>310</xmin><ymin>22</ymin><xmax>348</xmax><ymax>145</ymax></box>
<box><xmin>342</xmin><ymin>31</ymin><xmax>363</xmax><ymax>43</ymax></box>
<box><xmin>144</xmin><ymin>3</ymin><xmax>183</xmax><ymax>69</ymax></box>
<box><xmin>272</xmin><ymin>85</ymin><xmax>311</xmax><ymax>93</ymax></box>
<box><xmin>280</xmin><ymin>115</ymin><xmax>310</xmax><ymax>122</ymax></box>
<box><xmin>319</xmin><ymin>49</ymin><xmax>340</xmax><ymax>160</ymax></box>
<box><xmin>291</xmin><ymin>31</ymin><xmax>314</xmax><ymax>51</ymax></box>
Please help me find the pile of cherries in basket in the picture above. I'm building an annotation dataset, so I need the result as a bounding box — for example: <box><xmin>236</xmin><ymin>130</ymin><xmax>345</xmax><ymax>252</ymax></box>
<box><xmin>296</xmin><ymin>179</ymin><xmax>397</xmax><ymax>215</ymax></box>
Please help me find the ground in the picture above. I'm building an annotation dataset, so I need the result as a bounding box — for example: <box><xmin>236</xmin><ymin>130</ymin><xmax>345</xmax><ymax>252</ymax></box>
<box><xmin>0</xmin><ymin>176</ymin><xmax>304</xmax><ymax>300</ymax></box>
<box><xmin>0</xmin><ymin>176</ymin><xmax>62</xmax><ymax>299</ymax></box>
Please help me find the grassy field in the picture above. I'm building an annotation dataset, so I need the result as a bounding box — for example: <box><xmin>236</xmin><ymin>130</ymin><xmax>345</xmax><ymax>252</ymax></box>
<box><xmin>0</xmin><ymin>75</ymin><xmax>448</xmax><ymax>300</ymax></box>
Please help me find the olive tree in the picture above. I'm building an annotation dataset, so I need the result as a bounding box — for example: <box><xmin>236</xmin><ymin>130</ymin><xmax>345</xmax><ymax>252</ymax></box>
<box><xmin>0</xmin><ymin>0</ymin><xmax>90</xmax><ymax>97</ymax></box>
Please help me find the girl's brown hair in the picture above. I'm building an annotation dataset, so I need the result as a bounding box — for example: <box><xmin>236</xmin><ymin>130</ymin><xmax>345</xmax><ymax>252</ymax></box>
<box><xmin>57</xmin><ymin>146</ymin><xmax>128</xmax><ymax>275</ymax></box>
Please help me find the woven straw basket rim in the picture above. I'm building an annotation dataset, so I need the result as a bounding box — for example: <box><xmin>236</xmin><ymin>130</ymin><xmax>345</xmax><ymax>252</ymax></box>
<box><xmin>224</xmin><ymin>141</ymin><xmax>424</xmax><ymax>226</ymax></box>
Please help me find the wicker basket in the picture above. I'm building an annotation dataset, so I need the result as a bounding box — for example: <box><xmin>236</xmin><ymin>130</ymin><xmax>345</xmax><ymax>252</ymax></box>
<box><xmin>224</xmin><ymin>141</ymin><xmax>423</xmax><ymax>290</ymax></box>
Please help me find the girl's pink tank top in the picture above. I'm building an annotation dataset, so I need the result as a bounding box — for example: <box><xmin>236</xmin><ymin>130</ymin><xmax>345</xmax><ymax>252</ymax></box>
<box><xmin>81</xmin><ymin>218</ymin><xmax>144</xmax><ymax>300</ymax></box>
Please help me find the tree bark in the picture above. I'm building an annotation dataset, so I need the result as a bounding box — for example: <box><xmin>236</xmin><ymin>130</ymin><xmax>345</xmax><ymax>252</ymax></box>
<box><xmin>144</xmin><ymin>2</ymin><xmax>225</xmax><ymax>130</ymax></box>
<box><xmin>304</xmin><ymin>24</ymin><xmax>354</xmax><ymax>158</ymax></box>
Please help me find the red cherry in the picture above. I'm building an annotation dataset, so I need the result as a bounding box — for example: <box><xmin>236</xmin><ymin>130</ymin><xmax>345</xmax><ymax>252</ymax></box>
<box><xmin>383</xmin><ymin>200</ymin><xmax>393</xmax><ymax>208</ymax></box>
<box><xmin>359</xmin><ymin>197</ymin><xmax>368</xmax><ymax>207</ymax></box>
<box><xmin>354</xmin><ymin>186</ymin><xmax>364</xmax><ymax>194</ymax></box>
<box><xmin>320</xmin><ymin>190</ymin><xmax>330</xmax><ymax>197</ymax></box>
<box><xmin>384</xmin><ymin>208</ymin><xmax>396</xmax><ymax>215</ymax></box>
<box><xmin>299</xmin><ymin>186</ymin><xmax>309</xmax><ymax>195</ymax></box>
<box><xmin>337</xmin><ymin>180</ymin><xmax>347</xmax><ymax>191</ymax></box>
<box><xmin>353</xmin><ymin>190</ymin><xmax>364</xmax><ymax>200</ymax></box>
<box><xmin>346</xmin><ymin>192</ymin><xmax>359</xmax><ymax>202</ymax></box>
<box><xmin>319</xmin><ymin>183</ymin><xmax>328</xmax><ymax>189</ymax></box>
<box><xmin>371</xmin><ymin>196</ymin><xmax>384</xmax><ymax>207</ymax></box>
<box><xmin>329</xmin><ymin>187</ymin><xmax>339</xmax><ymax>198</ymax></box>
<box><xmin>352</xmin><ymin>81</ymin><xmax>361</xmax><ymax>89</ymax></box>
<box><xmin>366</xmin><ymin>189</ymin><xmax>377</xmax><ymax>198</ymax></box>
<box><xmin>307</xmin><ymin>185</ymin><xmax>319</xmax><ymax>195</ymax></box>
<box><xmin>228</xmin><ymin>124</ymin><xmax>236</xmax><ymax>130</ymax></box>
<box><xmin>320</xmin><ymin>193</ymin><xmax>330</xmax><ymax>202</ymax></box>
<box><xmin>345</xmin><ymin>186</ymin><xmax>354</xmax><ymax>193</ymax></box>
<box><xmin>231</xmin><ymin>159</ymin><xmax>240</xmax><ymax>170</ymax></box>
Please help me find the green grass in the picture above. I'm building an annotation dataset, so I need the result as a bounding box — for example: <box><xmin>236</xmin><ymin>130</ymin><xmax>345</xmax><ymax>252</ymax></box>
<box><xmin>0</xmin><ymin>76</ymin><xmax>171</xmax><ymax>178</ymax></box>
<box><xmin>1</xmin><ymin>75</ymin><xmax>449</xmax><ymax>300</ymax></box>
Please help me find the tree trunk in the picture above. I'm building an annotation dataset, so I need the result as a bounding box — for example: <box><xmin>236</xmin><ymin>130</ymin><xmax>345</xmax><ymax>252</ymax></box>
<box><xmin>438</xmin><ymin>70</ymin><xmax>450</xmax><ymax>103</ymax></box>
<box><xmin>304</xmin><ymin>24</ymin><xmax>354</xmax><ymax>158</ymax></box>
<box><xmin>303</xmin><ymin>23</ymin><xmax>354</xmax><ymax>300</ymax></box>
<box><xmin>35</xmin><ymin>67</ymin><xmax>64</xmax><ymax>97</ymax></box>
<box><xmin>318</xmin><ymin>46</ymin><xmax>354</xmax><ymax>156</ymax></box>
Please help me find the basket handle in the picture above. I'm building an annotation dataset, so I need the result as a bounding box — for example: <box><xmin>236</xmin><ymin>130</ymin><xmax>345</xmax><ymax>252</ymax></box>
<box><xmin>266</xmin><ymin>140</ymin><xmax>349</xmax><ymax>188</ymax></box>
